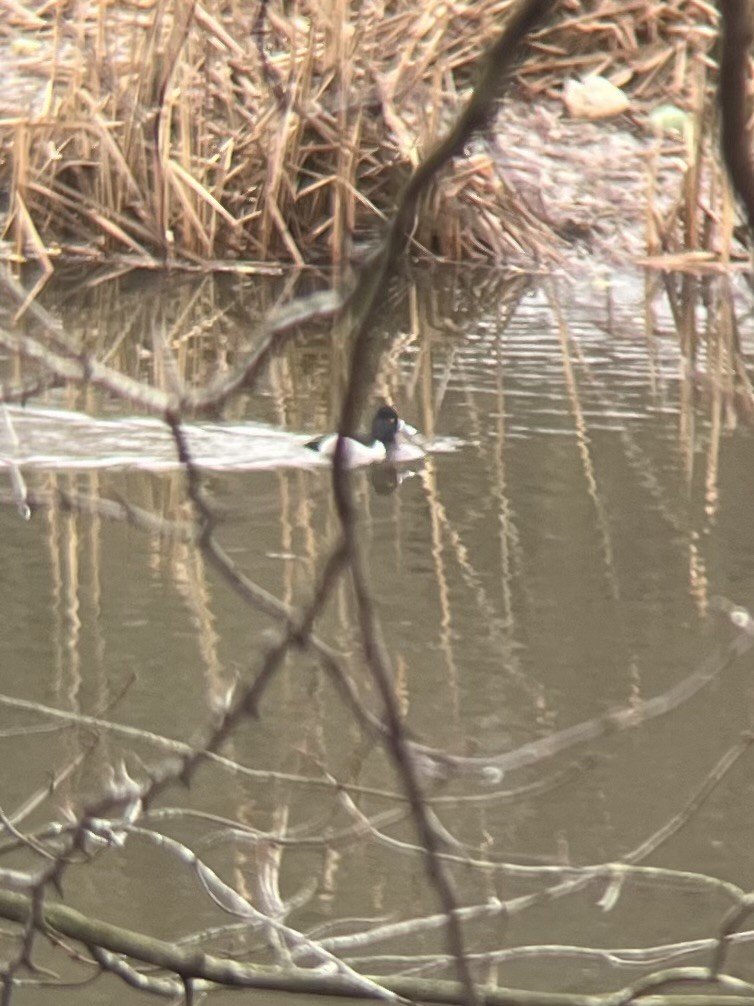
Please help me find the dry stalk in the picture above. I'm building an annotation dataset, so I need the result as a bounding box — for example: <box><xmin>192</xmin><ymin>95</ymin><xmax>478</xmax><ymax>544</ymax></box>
<box><xmin>0</xmin><ymin>0</ymin><xmax>720</xmax><ymax>268</ymax></box>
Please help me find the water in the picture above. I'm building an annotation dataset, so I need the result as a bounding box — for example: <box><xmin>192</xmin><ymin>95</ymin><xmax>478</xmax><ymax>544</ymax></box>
<box><xmin>2</xmin><ymin>266</ymin><xmax>754</xmax><ymax>1002</ymax></box>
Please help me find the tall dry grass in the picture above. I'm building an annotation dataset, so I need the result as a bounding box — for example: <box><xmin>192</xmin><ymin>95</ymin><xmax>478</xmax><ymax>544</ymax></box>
<box><xmin>0</xmin><ymin>0</ymin><xmax>719</xmax><ymax>269</ymax></box>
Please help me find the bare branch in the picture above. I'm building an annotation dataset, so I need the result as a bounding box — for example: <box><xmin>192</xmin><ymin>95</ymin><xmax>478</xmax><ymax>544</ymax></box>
<box><xmin>719</xmin><ymin>0</ymin><xmax>754</xmax><ymax>235</ymax></box>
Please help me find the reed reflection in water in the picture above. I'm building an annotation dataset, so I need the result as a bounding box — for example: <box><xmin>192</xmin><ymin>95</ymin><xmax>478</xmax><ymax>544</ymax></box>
<box><xmin>2</xmin><ymin>267</ymin><xmax>754</xmax><ymax>1002</ymax></box>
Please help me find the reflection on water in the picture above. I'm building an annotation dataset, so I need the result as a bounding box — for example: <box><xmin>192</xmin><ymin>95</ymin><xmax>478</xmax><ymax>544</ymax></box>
<box><xmin>3</xmin><ymin>267</ymin><xmax>754</xmax><ymax>1002</ymax></box>
<box><xmin>0</xmin><ymin>407</ymin><xmax>449</xmax><ymax>472</ymax></box>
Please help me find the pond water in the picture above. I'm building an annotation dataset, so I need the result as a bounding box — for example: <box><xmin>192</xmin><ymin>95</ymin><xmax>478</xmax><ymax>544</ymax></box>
<box><xmin>2</xmin><ymin>265</ymin><xmax>754</xmax><ymax>1003</ymax></box>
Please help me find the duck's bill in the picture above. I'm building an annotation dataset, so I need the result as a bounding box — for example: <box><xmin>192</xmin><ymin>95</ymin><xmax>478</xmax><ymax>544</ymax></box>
<box><xmin>397</xmin><ymin>420</ymin><xmax>418</xmax><ymax>437</ymax></box>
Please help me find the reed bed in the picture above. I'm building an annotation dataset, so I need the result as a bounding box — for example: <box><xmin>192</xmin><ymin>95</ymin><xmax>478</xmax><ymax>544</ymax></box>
<box><xmin>0</xmin><ymin>0</ymin><xmax>719</xmax><ymax>269</ymax></box>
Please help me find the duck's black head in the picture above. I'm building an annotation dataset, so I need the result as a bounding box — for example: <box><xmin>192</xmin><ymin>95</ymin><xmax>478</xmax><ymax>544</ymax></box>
<box><xmin>371</xmin><ymin>405</ymin><xmax>401</xmax><ymax>446</ymax></box>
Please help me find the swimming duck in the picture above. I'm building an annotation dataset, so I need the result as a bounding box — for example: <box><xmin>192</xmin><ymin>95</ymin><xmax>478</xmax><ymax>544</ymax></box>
<box><xmin>305</xmin><ymin>405</ymin><xmax>419</xmax><ymax>466</ymax></box>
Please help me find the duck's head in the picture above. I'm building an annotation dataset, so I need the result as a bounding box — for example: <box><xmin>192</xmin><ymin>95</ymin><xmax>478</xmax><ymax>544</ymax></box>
<box><xmin>371</xmin><ymin>405</ymin><xmax>417</xmax><ymax>447</ymax></box>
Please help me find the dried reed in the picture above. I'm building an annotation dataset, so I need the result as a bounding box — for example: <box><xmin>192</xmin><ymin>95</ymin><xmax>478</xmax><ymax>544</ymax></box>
<box><xmin>0</xmin><ymin>0</ymin><xmax>719</xmax><ymax>269</ymax></box>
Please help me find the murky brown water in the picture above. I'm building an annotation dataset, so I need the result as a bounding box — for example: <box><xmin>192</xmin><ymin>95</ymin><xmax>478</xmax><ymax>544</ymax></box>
<box><xmin>2</xmin><ymin>266</ymin><xmax>754</xmax><ymax>1003</ymax></box>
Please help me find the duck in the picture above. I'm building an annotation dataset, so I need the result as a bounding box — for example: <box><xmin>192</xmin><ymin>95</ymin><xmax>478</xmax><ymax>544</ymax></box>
<box><xmin>305</xmin><ymin>405</ymin><xmax>420</xmax><ymax>466</ymax></box>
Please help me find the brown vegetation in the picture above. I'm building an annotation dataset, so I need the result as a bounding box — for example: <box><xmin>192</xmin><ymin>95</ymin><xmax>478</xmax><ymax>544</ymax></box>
<box><xmin>0</xmin><ymin>0</ymin><xmax>721</xmax><ymax>269</ymax></box>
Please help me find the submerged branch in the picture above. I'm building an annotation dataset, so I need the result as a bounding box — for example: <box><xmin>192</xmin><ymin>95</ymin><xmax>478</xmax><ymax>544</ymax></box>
<box><xmin>1</xmin><ymin>889</ymin><xmax>752</xmax><ymax>1006</ymax></box>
